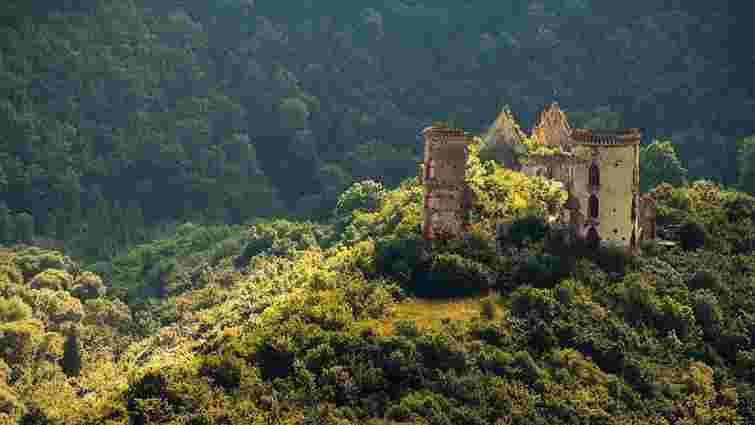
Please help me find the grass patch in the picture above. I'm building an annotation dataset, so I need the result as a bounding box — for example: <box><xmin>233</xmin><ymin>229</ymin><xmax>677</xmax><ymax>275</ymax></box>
<box><xmin>366</xmin><ymin>293</ymin><xmax>505</xmax><ymax>336</ymax></box>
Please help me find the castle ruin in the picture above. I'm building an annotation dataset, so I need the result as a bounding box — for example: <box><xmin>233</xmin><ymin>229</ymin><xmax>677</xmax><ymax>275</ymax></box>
<box><xmin>422</xmin><ymin>102</ymin><xmax>657</xmax><ymax>251</ymax></box>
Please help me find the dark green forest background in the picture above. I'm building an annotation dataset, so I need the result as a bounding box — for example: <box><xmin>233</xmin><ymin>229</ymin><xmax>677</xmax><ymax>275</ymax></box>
<box><xmin>0</xmin><ymin>0</ymin><xmax>753</xmax><ymax>259</ymax></box>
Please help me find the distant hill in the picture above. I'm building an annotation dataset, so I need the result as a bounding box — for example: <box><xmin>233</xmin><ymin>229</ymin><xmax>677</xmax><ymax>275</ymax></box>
<box><xmin>0</xmin><ymin>0</ymin><xmax>751</xmax><ymax>260</ymax></box>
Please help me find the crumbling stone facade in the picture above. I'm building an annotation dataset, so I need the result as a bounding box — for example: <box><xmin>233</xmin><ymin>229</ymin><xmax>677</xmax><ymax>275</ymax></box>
<box><xmin>522</xmin><ymin>103</ymin><xmax>651</xmax><ymax>250</ymax></box>
<box><xmin>421</xmin><ymin>126</ymin><xmax>474</xmax><ymax>241</ymax></box>
<box><xmin>639</xmin><ymin>193</ymin><xmax>657</xmax><ymax>241</ymax></box>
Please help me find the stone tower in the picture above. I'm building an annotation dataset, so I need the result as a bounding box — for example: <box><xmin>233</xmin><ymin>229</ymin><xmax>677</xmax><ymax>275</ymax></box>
<box><xmin>570</xmin><ymin>128</ymin><xmax>641</xmax><ymax>249</ymax></box>
<box><xmin>421</xmin><ymin>125</ymin><xmax>474</xmax><ymax>241</ymax></box>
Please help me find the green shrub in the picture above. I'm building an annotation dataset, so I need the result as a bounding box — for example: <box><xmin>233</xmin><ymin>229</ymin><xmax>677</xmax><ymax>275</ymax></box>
<box><xmin>335</xmin><ymin>180</ymin><xmax>385</xmax><ymax>218</ymax></box>
<box><xmin>394</xmin><ymin>320</ymin><xmax>420</xmax><ymax>338</ymax></box>
<box><xmin>736</xmin><ymin>350</ymin><xmax>755</xmax><ymax>381</ymax></box>
<box><xmin>14</xmin><ymin>248</ymin><xmax>73</xmax><ymax>279</ymax></box>
<box><xmin>504</xmin><ymin>215</ymin><xmax>548</xmax><ymax>248</ymax></box>
<box><xmin>374</xmin><ymin>236</ymin><xmax>424</xmax><ymax>282</ymax></box>
<box><xmin>723</xmin><ymin>192</ymin><xmax>755</xmax><ymax>222</ymax></box>
<box><xmin>510</xmin><ymin>286</ymin><xmax>559</xmax><ymax>320</ymax></box>
<box><xmin>513</xmin><ymin>350</ymin><xmax>543</xmax><ymax>385</ymax></box>
<box><xmin>656</xmin><ymin>296</ymin><xmax>696</xmax><ymax>338</ymax></box>
<box><xmin>200</xmin><ymin>353</ymin><xmax>245</xmax><ymax>390</ymax></box>
<box><xmin>253</xmin><ymin>335</ymin><xmax>296</xmax><ymax>380</ymax></box>
<box><xmin>592</xmin><ymin>243</ymin><xmax>634</xmax><ymax>275</ymax></box>
<box><xmin>639</xmin><ymin>239</ymin><xmax>662</xmax><ymax>257</ymax></box>
<box><xmin>421</xmin><ymin>253</ymin><xmax>495</xmax><ymax>297</ymax></box>
<box><xmin>0</xmin><ymin>297</ymin><xmax>32</xmax><ymax>322</ymax></box>
<box><xmin>235</xmin><ymin>220</ymin><xmax>318</xmax><ymax>267</ymax></box>
<box><xmin>679</xmin><ymin>220</ymin><xmax>706</xmax><ymax>251</ymax></box>
<box><xmin>692</xmin><ymin>290</ymin><xmax>722</xmax><ymax>339</ymax></box>
<box><xmin>687</xmin><ymin>270</ymin><xmax>721</xmax><ymax>292</ymax></box>
<box><xmin>513</xmin><ymin>253</ymin><xmax>568</xmax><ymax>288</ymax></box>
<box><xmin>389</xmin><ymin>390</ymin><xmax>453</xmax><ymax>424</ymax></box>
<box><xmin>70</xmin><ymin>271</ymin><xmax>106</xmax><ymax>300</ymax></box>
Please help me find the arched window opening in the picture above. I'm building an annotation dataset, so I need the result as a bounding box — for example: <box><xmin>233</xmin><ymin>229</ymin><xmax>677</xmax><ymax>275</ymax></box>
<box><xmin>589</xmin><ymin>195</ymin><xmax>599</xmax><ymax>219</ymax></box>
<box><xmin>589</xmin><ymin>163</ymin><xmax>600</xmax><ymax>187</ymax></box>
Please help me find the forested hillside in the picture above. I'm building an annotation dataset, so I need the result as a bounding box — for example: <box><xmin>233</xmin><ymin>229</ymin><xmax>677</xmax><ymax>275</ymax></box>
<box><xmin>2</xmin><ymin>140</ymin><xmax>755</xmax><ymax>424</ymax></box>
<box><xmin>1</xmin><ymin>0</ymin><xmax>753</xmax><ymax>259</ymax></box>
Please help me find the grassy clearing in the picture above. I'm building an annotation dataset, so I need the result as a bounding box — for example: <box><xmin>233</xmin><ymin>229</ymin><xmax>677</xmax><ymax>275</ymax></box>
<box><xmin>367</xmin><ymin>293</ymin><xmax>506</xmax><ymax>336</ymax></box>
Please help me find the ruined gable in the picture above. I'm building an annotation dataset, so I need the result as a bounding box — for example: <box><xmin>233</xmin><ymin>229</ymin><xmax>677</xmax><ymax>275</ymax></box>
<box><xmin>483</xmin><ymin>107</ymin><xmax>526</xmax><ymax>148</ymax></box>
<box><xmin>532</xmin><ymin>102</ymin><xmax>572</xmax><ymax>148</ymax></box>
<box><xmin>479</xmin><ymin>107</ymin><xmax>526</xmax><ymax>169</ymax></box>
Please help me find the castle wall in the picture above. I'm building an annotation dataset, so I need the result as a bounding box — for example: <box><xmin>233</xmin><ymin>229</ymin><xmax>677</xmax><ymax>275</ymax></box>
<box><xmin>639</xmin><ymin>194</ymin><xmax>657</xmax><ymax>241</ymax></box>
<box><xmin>422</xmin><ymin>127</ymin><xmax>473</xmax><ymax>240</ymax></box>
<box><xmin>571</xmin><ymin>144</ymin><xmax>639</xmax><ymax>246</ymax></box>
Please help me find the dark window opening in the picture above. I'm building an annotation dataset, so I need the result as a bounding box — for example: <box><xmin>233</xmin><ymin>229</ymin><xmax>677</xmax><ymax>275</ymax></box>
<box><xmin>589</xmin><ymin>163</ymin><xmax>600</xmax><ymax>187</ymax></box>
<box><xmin>589</xmin><ymin>195</ymin><xmax>599</xmax><ymax>219</ymax></box>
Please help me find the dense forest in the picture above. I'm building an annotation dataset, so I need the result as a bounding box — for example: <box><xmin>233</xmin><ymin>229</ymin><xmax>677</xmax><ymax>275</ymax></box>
<box><xmin>2</xmin><ymin>1</ymin><xmax>755</xmax><ymax>424</ymax></box>
<box><xmin>1</xmin><ymin>0</ymin><xmax>754</xmax><ymax>259</ymax></box>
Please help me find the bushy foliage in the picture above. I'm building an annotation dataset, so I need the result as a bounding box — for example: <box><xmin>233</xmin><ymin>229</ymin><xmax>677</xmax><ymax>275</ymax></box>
<box><xmin>679</xmin><ymin>220</ymin><xmax>706</xmax><ymax>251</ymax></box>
<box><xmin>420</xmin><ymin>253</ymin><xmax>496</xmax><ymax>297</ymax></box>
<box><xmin>504</xmin><ymin>215</ymin><xmax>548</xmax><ymax>248</ymax></box>
<box><xmin>0</xmin><ymin>297</ymin><xmax>32</xmax><ymax>323</ymax></box>
<box><xmin>29</xmin><ymin>269</ymin><xmax>73</xmax><ymax>291</ymax></box>
<box><xmin>467</xmin><ymin>140</ymin><xmax>567</xmax><ymax>234</ymax></box>
<box><xmin>374</xmin><ymin>236</ymin><xmax>425</xmax><ymax>282</ymax></box>
<box><xmin>640</xmin><ymin>140</ymin><xmax>688</xmax><ymax>192</ymax></box>
<box><xmin>335</xmin><ymin>180</ymin><xmax>386</xmax><ymax>219</ymax></box>
<box><xmin>236</xmin><ymin>219</ymin><xmax>319</xmax><ymax>266</ymax></box>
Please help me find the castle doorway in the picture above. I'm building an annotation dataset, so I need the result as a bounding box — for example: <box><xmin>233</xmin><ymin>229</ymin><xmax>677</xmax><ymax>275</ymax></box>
<box><xmin>589</xmin><ymin>195</ymin><xmax>599</xmax><ymax>219</ymax></box>
<box><xmin>586</xmin><ymin>226</ymin><xmax>600</xmax><ymax>250</ymax></box>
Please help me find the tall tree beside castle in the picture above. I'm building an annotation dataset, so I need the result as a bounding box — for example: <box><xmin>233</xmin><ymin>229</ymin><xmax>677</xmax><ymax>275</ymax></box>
<box><xmin>62</xmin><ymin>329</ymin><xmax>82</xmax><ymax>378</ymax></box>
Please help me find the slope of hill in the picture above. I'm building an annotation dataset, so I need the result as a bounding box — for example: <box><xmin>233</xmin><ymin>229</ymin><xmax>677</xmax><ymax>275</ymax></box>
<box><xmin>1</xmin><ymin>141</ymin><xmax>755</xmax><ymax>424</ymax></box>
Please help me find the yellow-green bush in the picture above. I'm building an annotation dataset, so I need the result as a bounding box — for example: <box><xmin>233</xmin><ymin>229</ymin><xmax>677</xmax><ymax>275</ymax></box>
<box><xmin>26</xmin><ymin>289</ymin><xmax>84</xmax><ymax>326</ymax></box>
<box><xmin>71</xmin><ymin>271</ymin><xmax>106</xmax><ymax>300</ymax></box>
<box><xmin>29</xmin><ymin>269</ymin><xmax>74</xmax><ymax>291</ymax></box>
<box><xmin>0</xmin><ymin>297</ymin><xmax>32</xmax><ymax>323</ymax></box>
<box><xmin>0</xmin><ymin>319</ymin><xmax>45</xmax><ymax>365</ymax></box>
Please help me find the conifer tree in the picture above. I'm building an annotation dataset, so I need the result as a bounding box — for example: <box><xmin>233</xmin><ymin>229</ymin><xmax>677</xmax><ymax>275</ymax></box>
<box><xmin>62</xmin><ymin>328</ymin><xmax>81</xmax><ymax>377</ymax></box>
<box><xmin>0</xmin><ymin>202</ymin><xmax>10</xmax><ymax>244</ymax></box>
<box><xmin>13</xmin><ymin>212</ymin><xmax>34</xmax><ymax>244</ymax></box>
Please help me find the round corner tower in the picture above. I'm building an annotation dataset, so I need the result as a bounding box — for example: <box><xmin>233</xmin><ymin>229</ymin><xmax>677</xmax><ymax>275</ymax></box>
<box><xmin>570</xmin><ymin>128</ymin><xmax>641</xmax><ymax>249</ymax></box>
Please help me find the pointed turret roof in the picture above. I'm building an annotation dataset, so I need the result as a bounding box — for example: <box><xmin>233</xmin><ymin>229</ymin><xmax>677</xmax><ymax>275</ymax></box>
<box><xmin>532</xmin><ymin>102</ymin><xmax>572</xmax><ymax>147</ymax></box>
